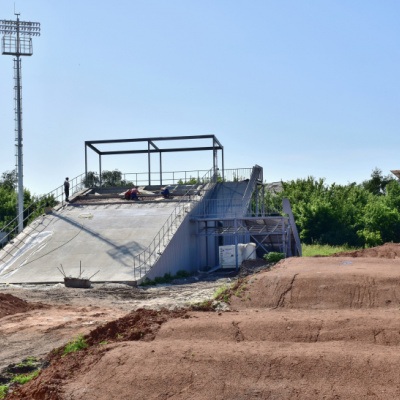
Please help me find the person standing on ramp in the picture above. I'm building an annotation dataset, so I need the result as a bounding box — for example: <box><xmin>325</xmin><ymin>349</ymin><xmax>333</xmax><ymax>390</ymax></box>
<box><xmin>64</xmin><ymin>177</ymin><xmax>70</xmax><ymax>202</ymax></box>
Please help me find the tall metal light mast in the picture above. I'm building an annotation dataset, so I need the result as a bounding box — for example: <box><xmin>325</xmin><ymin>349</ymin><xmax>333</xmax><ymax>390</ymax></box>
<box><xmin>0</xmin><ymin>14</ymin><xmax>40</xmax><ymax>233</ymax></box>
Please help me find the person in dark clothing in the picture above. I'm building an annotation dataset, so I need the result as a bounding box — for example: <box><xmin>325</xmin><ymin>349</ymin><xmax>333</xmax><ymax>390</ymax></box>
<box><xmin>161</xmin><ymin>187</ymin><xmax>170</xmax><ymax>199</ymax></box>
<box><xmin>64</xmin><ymin>177</ymin><xmax>70</xmax><ymax>202</ymax></box>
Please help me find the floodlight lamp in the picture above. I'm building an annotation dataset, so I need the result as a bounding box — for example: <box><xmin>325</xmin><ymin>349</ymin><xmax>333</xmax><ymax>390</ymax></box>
<box><xmin>0</xmin><ymin>19</ymin><xmax>40</xmax><ymax>36</ymax></box>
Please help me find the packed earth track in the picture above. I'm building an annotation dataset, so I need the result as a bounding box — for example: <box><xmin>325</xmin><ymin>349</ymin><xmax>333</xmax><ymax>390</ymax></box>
<box><xmin>2</xmin><ymin>244</ymin><xmax>400</xmax><ymax>399</ymax></box>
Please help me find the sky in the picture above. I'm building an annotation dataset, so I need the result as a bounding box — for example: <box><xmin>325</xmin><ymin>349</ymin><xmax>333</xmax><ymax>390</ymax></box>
<box><xmin>0</xmin><ymin>1</ymin><xmax>399</xmax><ymax>195</ymax></box>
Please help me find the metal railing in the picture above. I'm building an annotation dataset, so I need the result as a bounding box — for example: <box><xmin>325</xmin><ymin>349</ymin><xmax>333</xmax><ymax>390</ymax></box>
<box><xmin>0</xmin><ymin>173</ymin><xmax>86</xmax><ymax>255</ymax></box>
<box><xmin>85</xmin><ymin>168</ymin><xmax>253</xmax><ymax>188</ymax></box>
<box><xmin>223</xmin><ymin>168</ymin><xmax>252</xmax><ymax>183</ymax></box>
<box><xmin>132</xmin><ymin>168</ymin><xmax>218</xmax><ymax>281</ymax></box>
<box><xmin>123</xmin><ymin>168</ymin><xmax>252</xmax><ymax>186</ymax></box>
<box><xmin>196</xmin><ymin>198</ymin><xmax>247</xmax><ymax>218</ymax></box>
<box><xmin>196</xmin><ymin>196</ymin><xmax>284</xmax><ymax>219</ymax></box>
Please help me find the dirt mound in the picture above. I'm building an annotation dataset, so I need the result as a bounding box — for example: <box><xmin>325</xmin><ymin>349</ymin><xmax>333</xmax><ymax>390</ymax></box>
<box><xmin>0</xmin><ymin>293</ymin><xmax>47</xmax><ymax>319</ymax></box>
<box><xmin>6</xmin><ymin>256</ymin><xmax>400</xmax><ymax>399</ymax></box>
<box><xmin>6</xmin><ymin>308</ymin><xmax>188</xmax><ymax>400</ymax></box>
<box><xmin>8</xmin><ymin>307</ymin><xmax>400</xmax><ymax>399</ymax></box>
<box><xmin>230</xmin><ymin>257</ymin><xmax>400</xmax><ymax>310</ymax></box>
<box><xmin>331</xmin><ymin>242</ymin><xmax>400</xmax><ymax>258</ymax></box>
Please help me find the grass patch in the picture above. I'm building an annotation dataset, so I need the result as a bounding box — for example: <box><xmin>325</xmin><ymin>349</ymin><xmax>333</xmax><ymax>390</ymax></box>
<box><xmin>214</xmin><ymin>279</ymin><xmax>249</xmax><ymax>303</ymax></box>
<box><xmin>213</xmin><ymin>284</ymin><xmax>228</xmax><ymax>299</ymax></box>
<box><xmin>11</xmin><ymin>370</ymin><xmax>40</xmax><ymax>385</ymax></box>
<box><xmin>189</xmin><ymin>300</ymin><xmax>218</xmax><ymax>311</ymax></box>
<box><xmin>0</xmin><ymin>385</ymin><xmax>8</xmax><ymax>400</ymax></box>
<box><xmin>140</xmin><ymin>270</ymin><xmax>191</xmax><ymax>286</ymax></box>
<box><xmin>16</xmin><ymin>356</ymin><xmax>37</xmax><ymax>368</ymax></box>
<box><xmin>302</xmin><ymin>244</ymin><xmax>361</xmax><ymax>257</ymax></box>
<box><xmin>63</xmin><ymin>334</ymin><xmax>88</xmax><ymax>356</ymax></box>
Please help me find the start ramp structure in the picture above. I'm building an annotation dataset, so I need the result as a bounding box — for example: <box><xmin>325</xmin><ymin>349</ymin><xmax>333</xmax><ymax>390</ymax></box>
<box><xmin>0</xmin><ymin>166</ymin><xmax>301</xmax><ymax>285</ymax></box>
<box><xmin>0</xmin><ymin>135</ymin><xmax>301</xmax><ymax>285</ymax></box>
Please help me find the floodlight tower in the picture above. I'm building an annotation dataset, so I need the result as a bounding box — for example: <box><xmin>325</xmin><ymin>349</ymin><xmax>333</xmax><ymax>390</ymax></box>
<box><xmin>0</xmin><ymin>14</ymin><xmax>40</xmax><ymax>233</ymax></box>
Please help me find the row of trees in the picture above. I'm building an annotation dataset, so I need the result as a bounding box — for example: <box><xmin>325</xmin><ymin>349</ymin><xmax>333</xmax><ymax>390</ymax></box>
<box><xmin>0</xmin><ymin>170</ymin><xmax>57</xmax><ymax>233</ymax></box>
<box><xmin>277</xmin><ymin>169</ymin><xmax>400</xmax><ymax>247</ymax></box>
<box><xmin>1</xmin><ymin>167</ymin><xmax>399</xmax><ymax>249</ymax></box>
<box><xmin>84</xmin><ymin>170</ymin><xmax>133</xmax><ymax>187</ymax></box>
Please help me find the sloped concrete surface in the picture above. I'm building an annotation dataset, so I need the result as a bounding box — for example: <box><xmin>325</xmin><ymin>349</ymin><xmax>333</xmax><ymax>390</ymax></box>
<box><xmin>0</xmin><ymin>202</ymin><xmax>178</xmax><ymax>284</ymax></box>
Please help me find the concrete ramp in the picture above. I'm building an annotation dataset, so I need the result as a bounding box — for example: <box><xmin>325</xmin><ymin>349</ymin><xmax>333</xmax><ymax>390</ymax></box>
<box><xmin>0</xmin><ymin>202</ymin><xmax>178</xmax><ymax>284</ymax></box>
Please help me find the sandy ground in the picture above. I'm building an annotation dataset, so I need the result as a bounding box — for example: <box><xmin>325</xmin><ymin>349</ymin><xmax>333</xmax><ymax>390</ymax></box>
<box><xmin>0</xmin><ymin>272</ymin><xmax>238</xmax><ymax>372</ymax></box>
<box><xmin>3</xmin><ymin>244</ymin><xmax>400</xmax><ymax>399</ymax></box>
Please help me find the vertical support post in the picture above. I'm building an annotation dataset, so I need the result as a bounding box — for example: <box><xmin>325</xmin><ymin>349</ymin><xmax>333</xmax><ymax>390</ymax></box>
<box><xmin>234</xmin><ymin>218</ymin><xmax>239</xmax><ymax>270</ymax></box>
<box><xmin>15</xmin><ymin>53</ymin><xmax>23</xmax><ymax>233</ymax></box>
<box><xmin>159</xmin><ymin>152</ymin><xmax>162</xmax><ymax>186</ymax></box>
<box><xmin>287</xmin><ymin>225</ymin><xmax>292</xmax><ymax>257</ymax></box>
<box><xmin>221</xmin><ymin>146</ymin><xmax>225</xmax><ymax>182</ymax></box>
<box><xmin>99</xmin><ymin>154</ymin><xmax>102</xmax><ymax>187</ymax></box>
<box><xmin>85</xmin><ymin>143</ymin><xmax>88</xmax><ymax>187</ymax></box>
<box><xmin>195</xmin><ymin>219</ymin><xmax>199</xmax><ymax>270</ymax></box>
<box><xmin>262</xmin><ymin>184</ymin><xmax>265</xmax><ymax>215</ymax></box>
<box><xmin>255</xmin><ymin>185</ymin><xmax>259</xmax><ymax>216</ymax></box>
<box><xmin>282</xmin><ymin>216</ymin><xmax>286</xmax><ymax>256</ymax></box>
<box><xmin>205</xmin><ymin>221</ymin><xmax>208</xmax><ymax>268</ymax></box>
<box><xmin>212</xmin><ymin>139</ymin><xmax>216</xmax><ymax>182</ymax></box>
<box><xmin>148</xmin><ymin>141</ymin><xmax>151</xmax><ymax>186</ymax></box>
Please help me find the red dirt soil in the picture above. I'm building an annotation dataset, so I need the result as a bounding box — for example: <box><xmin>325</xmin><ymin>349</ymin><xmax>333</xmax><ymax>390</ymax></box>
<box><xmin>331</xmin><ymin>242</ymin><xmax>400</xmax><ymax>258</ymax></box>
<box><xmin>6</xmin><ymin>243</ymin><xmax>400</xmax><ymax>400</ymax></box>
<box><xmin>0</xmin><ymin>293</ymin><xmax>48</xmax><ymax>319</ymax></box>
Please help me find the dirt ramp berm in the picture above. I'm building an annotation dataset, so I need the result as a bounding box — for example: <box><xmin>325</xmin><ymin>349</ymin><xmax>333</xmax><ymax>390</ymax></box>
<box><xmin>230</xmin><ymin>254</ymin><xmax>400</xmax><ymax>310</ymax></box>
<box><xmin>6</xmin><ymin>244</ymin><xmax>400</xmax><ymax>400</ymax></box>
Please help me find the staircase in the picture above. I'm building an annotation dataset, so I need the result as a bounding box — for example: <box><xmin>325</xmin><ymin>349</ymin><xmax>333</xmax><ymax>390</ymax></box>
<box><xmin>132</xmin><ymin>177</ymin><xmax>217</xmax><ymax>281</ymax></box>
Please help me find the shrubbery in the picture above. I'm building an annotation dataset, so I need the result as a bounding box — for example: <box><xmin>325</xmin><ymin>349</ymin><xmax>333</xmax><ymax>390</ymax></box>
<box><xmin>263</xmin><ymin>252</ymin><xmax>285</xmax><ymax>263</ymax></box>
<box><xmin>140</xmin><ymin>270</ymin><xmax>191</xmax><ymax>286</ymax></box>
<box><xmin>278</xmin><ymin>168</ymin><xmax>400</xmax><ymax>247</ymax></box>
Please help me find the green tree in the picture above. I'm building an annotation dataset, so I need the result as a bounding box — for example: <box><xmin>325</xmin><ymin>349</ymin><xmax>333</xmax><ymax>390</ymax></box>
<box><xmin>101</xmin><ymin>170</ymin><xmax>122</xmax><ymax>187</ymax></box>
<box><xmin>277</xmin><ymin>173</ymin><xmax>400</xmax><ymax>247</ymax></box>
<box><xmin>0</xmin><ymin>169</ymin><xmax>17</xmax><ymax>190</ymax></box>
<box><xmin>83</xmin><ymin>171</ymin><xmax>100</xmax><ymax>188</ymax></box>
<box><xmin>360</xmin><ymin>197</ymin><xmax>400</xmax><ymax>244</ymax></box>
<box><xmin>362</xmin><ymin>168</ymin><xmax>395</xmax><ymax>196</ymax></box>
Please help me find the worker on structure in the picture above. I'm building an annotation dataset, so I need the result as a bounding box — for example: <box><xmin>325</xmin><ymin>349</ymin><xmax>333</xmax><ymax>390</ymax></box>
<box><xmin>124</xmin><ymin>188</ymin><xmax>133</xmax><ymax>200</ymax></box>
<box><xmin>161</xmin><ymin>187</ymin><xmax>170</xmax><ymax>199</ymax></box>
<box><xmin>64</xmin><ymin>177</ymin><xmax>70</xmax><ymax>202</ymax></box>
<box><xmin>131</xmin><ymin>186</ymin><xmax>140</xmax><ymax>200</ymax></box>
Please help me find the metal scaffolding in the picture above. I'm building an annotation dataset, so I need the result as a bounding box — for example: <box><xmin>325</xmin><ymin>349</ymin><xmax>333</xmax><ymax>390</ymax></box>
<box><xmin>84</xmin><ymin>135</ymin><xmax>224</xmax><ymax>187</ymax></box>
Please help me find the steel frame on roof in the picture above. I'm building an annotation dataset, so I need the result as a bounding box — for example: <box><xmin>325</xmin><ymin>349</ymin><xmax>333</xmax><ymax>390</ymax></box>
<box><xmin>84</xmin><ymin>135</ymin><xmax>224</xmax><ymax>187</ymax></box>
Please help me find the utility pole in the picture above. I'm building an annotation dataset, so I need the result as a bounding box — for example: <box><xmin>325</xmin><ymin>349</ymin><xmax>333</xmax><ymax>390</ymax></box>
<box><xmin>0</xmin><ymin>14</ymin><xmax>40</xmax><ymax>232</ymax></box>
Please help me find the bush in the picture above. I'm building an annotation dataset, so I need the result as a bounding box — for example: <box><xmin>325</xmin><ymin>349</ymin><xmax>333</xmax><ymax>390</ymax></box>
<box><xmin>0</xmin><ymin>385</ymin><xmax>8</xmax><ymax>400</ymax></box>
<box><xmin>140</xmin><ymin>270</ymin><xmax>191</xmax><ymax>286</ymax></box>
<box><xmin>263</xmin><ymin>252</ymin><xmax>285</xmax><ymax>263</ymax></box>
<box><xmin>63</xmin><ymin>334</ymin><xmax>88</xmax><ymax>355</ymax></box>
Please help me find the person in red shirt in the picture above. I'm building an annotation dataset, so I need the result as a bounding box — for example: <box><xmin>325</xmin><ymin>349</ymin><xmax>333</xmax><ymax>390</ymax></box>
<box><xmin>124</xmin><ymin>188</ymin><xmax>133</xmax><ymax>200</ymax></box>
<box><xmin>131</xmin><ymin>187</ymin><xmax>140</xmax><ymax>200</ymax></box>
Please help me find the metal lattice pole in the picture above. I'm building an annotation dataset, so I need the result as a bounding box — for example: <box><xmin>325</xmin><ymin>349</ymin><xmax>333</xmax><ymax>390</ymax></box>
<box><xmin>14</xmin><ymin>55</ymin><xmax>23</xmax><ymax>232</ymax></box>
<box><xmin>1</xmin><ymin>14</ymin><xmax>41</xmax><ymax>233</ymax></box>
